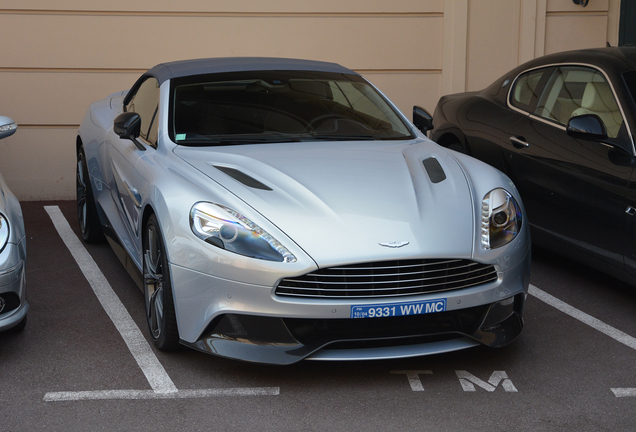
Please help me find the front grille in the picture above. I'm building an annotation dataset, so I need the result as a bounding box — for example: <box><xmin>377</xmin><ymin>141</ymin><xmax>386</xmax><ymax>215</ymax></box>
<box><xmin>276</xmin><ymin>259</ymin><xmax>498</xmax><ymax>299</ymax></box>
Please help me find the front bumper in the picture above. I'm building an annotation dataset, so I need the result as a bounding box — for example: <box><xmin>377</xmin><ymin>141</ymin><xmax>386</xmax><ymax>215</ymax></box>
<box><xmin>182</xmin><ymin>294</ymin><xmax>524</xmax><ymax>364</ymax></box>
<box><xmin>0</xmin><ymin>245</ymin><xmax>28</xmax><ymax>331</ymax></box>
<box><xmin>171</xmin><ymin>243</ymin><xmax>530</xmax><ymax>364</ymax></box>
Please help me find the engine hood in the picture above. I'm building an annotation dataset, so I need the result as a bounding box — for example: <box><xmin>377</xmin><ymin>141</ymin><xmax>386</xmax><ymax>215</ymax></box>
<box><xmin>173</xmin><ymin>139</ymin><xmax>475</xmax><ymax>267</ymax></box>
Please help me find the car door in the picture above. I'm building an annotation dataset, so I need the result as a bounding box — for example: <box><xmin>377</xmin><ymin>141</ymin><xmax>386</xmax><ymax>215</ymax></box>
<box><xmin>462</xmin><ymin>67</ymin><xmax>553</xmax><ymax>173</ymax></box>
<box><xmin>105</xmin><ymin>76</ymin><xmax>159</xmax><ymax>265</ymax></box>
<box><xmin>618</xmin><ymin>69</ymin><xmax>636</xmax><ymax>277</ymax></box>
<box><xmin>503</xmin><ymin>65</ymin><xmax>634</xmax><ymax>269</ymax></box>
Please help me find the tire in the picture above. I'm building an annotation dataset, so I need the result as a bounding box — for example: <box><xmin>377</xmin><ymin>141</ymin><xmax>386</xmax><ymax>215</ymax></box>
<box><xmin>143</xmin><ymin>214</ymin><xmax>180</xmax><ymax>351</ymax></box>
<box><xmin>76</xmin><ymin>146</ymin><xmax>104</xmax><ymax>243</ymax></box>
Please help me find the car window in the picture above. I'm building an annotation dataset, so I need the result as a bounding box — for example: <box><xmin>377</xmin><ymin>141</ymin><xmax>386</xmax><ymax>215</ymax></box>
<box><xmin>510</xmin><ymin>69</ymin><xmax>546</xmax><ymax>111</ymax></box>
<box><xmin>169</xmin><ymin>70</ymin><xmax>414</xmax><ymax>145</ymax></box>
<box><xmin>535</xmin><ymin>66</ymin><xmax>624</xmax><ymax>138</ymax></box>
<box><xmin>622</xmin><ymin>70</ymin><xmax>636</xmax><ymax>108</ymax></box>
<box><xmin>125</xmin><ymin>77</ymin><xmax>159</xmax><ymax>146</ymax></box>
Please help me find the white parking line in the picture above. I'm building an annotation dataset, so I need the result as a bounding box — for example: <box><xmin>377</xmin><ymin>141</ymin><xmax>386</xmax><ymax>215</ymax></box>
<box><xmin>44</xmin><ymin>387</ymin><xmax>280</xmax><ymax>402</ymax></box>
<box><xmin>529</xmin><ymin>284</ymin><xmax>636</xmax><ymax>397</ymax></box>
<box><xmin>528</xmin><ymin>285</ymin><xmax>636</xmax><ymax>350</ymax></box>
<box><xmin>44</xmin><ymin>205</ymin><xmax>279</xmax><ymax>401</ymax></box>
<box><xmin>611</xmin><ymin>388</ymin><xmax>636</xmax><ymax>397</ymax></box>
<box><xmin>45</xmin><ymin>206</ymin><xmax>177</xmax><ymax>394</ymax></box>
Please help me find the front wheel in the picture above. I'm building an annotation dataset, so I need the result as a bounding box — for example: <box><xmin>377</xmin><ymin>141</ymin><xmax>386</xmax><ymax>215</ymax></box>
<box><xmin>143</xmin><ymin>214</ymin><xmax>180</xmax><ymax>351</ymax></box>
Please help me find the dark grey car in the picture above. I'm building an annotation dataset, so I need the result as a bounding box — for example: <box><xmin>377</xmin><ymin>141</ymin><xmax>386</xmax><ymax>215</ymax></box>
<box><xmin>0</xmin><ymin>116</ymin><xmax>27</xmax><ymax>331</ymax></box>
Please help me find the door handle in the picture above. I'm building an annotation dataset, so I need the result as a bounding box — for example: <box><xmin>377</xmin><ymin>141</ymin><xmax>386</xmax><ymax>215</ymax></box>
<box><xmin>124</xmin><ymin>180</ymin><xmax>142</xmax><ymax>209</ymax></box>
<box><xmin>510</xmin><ymin>136</ymin><xmax>530</xmax><ymax>149</ymax></box>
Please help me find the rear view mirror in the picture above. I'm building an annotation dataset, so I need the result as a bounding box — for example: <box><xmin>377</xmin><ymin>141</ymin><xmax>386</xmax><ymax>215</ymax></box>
<box><xmin>413</xmin><ymin>106</ymin><xmax>433</xmax><ymax>133</ymax></box>
<box><xmin>0</xmin><ymin>116</ymin><xmax>17</xmax><ymax>140</ymax></box>
<box><xmin>567</xmin><ymin>114</ymin><xmax>608</xmax><ymax>141</ymax></box>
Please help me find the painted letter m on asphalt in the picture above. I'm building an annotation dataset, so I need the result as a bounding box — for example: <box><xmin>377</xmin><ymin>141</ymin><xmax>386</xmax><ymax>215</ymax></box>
<box><xmin>455</xmin><ymin>370</ymin><xmax>518</xmax><ymax>392</ymax></box>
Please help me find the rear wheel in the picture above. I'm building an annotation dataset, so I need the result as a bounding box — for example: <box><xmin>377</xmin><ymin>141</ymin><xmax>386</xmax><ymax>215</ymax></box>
<box><xmin>76</xmin><ymin>146</ymin><xmax>103</xmax><ymax>242</ymax></box>
<box><xmin>143</xmin><ymin>214</ymin><xmax>180</xmax><ymax>351</ymax></box>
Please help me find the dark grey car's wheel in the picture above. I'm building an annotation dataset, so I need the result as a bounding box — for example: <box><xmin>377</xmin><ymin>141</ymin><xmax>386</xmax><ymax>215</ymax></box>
<box><xmin>143</xmin><ymin>214</ymin><xmax>180</xmax><ymax>351</ymax></box>
<box><xmin>76</xmin><ymin>146</ymin><xmax>103</xmax><ymax>242</ymax></box>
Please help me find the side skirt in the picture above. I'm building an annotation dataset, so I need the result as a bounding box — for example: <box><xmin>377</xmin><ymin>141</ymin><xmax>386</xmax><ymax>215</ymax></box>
<box><xmin>96</xmin><ymin>203</ymin><xmax>144</xmax><ymax>291</ymax></box>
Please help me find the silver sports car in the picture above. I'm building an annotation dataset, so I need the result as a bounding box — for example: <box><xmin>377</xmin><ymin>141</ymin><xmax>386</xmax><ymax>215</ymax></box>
<box><xmin>77</xmin><ymin>58</ymin><xmax>530</xmax><ymax>364</ymax></box>
<box><xmin>0</xmin><ymin>116</ymin><xmax>27</xmax><ymax>332</ymax></box>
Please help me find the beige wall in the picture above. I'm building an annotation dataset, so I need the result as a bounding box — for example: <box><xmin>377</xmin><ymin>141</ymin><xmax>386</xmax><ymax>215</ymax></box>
<box><xmin>458</xmin><ymin>0</ymin><xmax>618</xmax><ymax>92</ymax></box>
<box><xmin>0</xmin><ymin>0</ymin><xmax>620</xmax><ymax>200</ymax></box>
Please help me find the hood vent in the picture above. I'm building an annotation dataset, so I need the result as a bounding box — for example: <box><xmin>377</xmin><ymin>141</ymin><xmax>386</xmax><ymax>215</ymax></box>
<box><xmin>422</xmin><ymin>157</ymin><xmax>446</xmax><ymax>184</ymax></box>
<box><xmin>214</xmin><ymin>165</ymin><xmax>272</xmax><ymax>191</ymax></box>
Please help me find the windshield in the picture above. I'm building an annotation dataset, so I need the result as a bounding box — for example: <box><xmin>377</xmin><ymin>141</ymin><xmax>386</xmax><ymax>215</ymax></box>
<box><xmin>169</xmin><ymin>70</ymin><xmax>414</xmax><ymax>145</ymax></box>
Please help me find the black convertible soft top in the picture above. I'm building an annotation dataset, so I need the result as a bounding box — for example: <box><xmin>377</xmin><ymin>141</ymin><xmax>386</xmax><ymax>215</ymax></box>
<box><xmin>146</xmin><ymin>57</ymin><xmax>357</xmax><ymax>85</ymax></box>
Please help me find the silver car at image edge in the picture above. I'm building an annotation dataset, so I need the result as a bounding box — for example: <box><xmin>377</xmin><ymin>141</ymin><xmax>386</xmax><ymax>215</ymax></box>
<box><xmin>0</xmin><ymin>116</ymin><xmax>27</xmax><ymax>332</ymax></box>
<box><xmin>77</xmin><ymin>57</ymin><xmax>530</xmax><ymax>364</ymax></box>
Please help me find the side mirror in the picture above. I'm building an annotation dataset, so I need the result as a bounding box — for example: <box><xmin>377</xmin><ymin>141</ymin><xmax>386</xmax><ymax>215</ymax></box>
<box><xmin>0</xmin><ymin>116</ymin><xmax>17</xmax><ymax>140</ymax></box>
<box><xmin>114</xmin><ymin>112</ymin><xmax>146</xmax><ymax>151</ymax></box>
<box><xmin>413</xmin><ymin>106</ymin><xmax>433</xmax><ymax>134</ymax></box>
<box><xmin>566</xmin><ymin>114</ymin><xmax>608</xmax><ymax>141</ymax></box>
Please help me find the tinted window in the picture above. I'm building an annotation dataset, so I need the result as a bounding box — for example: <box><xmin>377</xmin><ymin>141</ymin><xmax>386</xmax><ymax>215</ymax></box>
<box><xmin>623</xmin><ymin>70</ymin><xmax>636</xmax><ymax>106</ymax></box>
<box><xmin>510</xmin><ymin>69</ymin><xmax>546</xmax><ymax>111</ymax></box>
<box><xmin>126</xmin><ymin>77</ymin><xmax>159</xmax><ymax>145</ymax></box>
<box><xmin>535</xmin><ymin>66</ymin><xmax>623</xmax><ymax>138</ymax></box>
<box><xmin>169</xmin><ymin>70</ymin><xmax>414</xmax><ymax>145</ymax></box>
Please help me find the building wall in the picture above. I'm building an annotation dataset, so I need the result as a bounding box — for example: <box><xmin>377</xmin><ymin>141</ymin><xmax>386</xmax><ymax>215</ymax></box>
<box><xmin>0</xmin><ymin>0</ymin><xmax>620</xmax><ymax>200</ymax></box>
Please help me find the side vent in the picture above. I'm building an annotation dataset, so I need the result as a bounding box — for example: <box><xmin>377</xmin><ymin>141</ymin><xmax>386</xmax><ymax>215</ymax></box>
<box><xmin>422</xmin><ymin>157</ymin><xmax>446</xmax><ymax>184</ymax></box>
<box><xmin>214</xmin><ymin>166</ymin><xmax>272</xmax><ymax>191</ymax></box>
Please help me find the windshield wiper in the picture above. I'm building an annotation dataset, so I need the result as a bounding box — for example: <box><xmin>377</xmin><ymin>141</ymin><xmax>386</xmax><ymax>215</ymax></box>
<box><xmin>308</xmin><ymin>134</ymin><xmax>378</xmax><ymax>141</ymax></box>
<box><xmin>177</xmin><ymin>132</ymin><xmax>305</xmax><ymax>145</ymax></box>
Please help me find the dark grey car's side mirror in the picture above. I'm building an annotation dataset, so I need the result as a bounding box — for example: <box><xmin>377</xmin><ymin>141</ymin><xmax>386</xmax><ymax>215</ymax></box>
<box><xmin>566</xmin><ymin>114</ymin><xmax>608</xmax><ymax>141</ymax></box>
<box><xmin>114</xmin><ymin>112</ymin><xmax>146</xmax><ymax>151</ymax></box>
<box><xmin>413</xmin><ymin>106</ymin><xmax>434</xmax><ymax>134</ymax></box>
<box><xmin>0</xmin><ymin>116</ymin><xmax>17</xmax><ymax>140</ymax></box>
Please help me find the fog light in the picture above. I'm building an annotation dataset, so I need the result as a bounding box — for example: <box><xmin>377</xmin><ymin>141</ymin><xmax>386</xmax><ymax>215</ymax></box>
<box><xmin>0</xmin><ymin>297</ymin><xmax>5</xmax><ymax>313</ymax></box>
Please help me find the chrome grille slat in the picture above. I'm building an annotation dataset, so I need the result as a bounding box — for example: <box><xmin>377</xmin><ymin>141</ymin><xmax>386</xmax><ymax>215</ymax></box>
<box><xmin>283</xmin><ymin>271</ymin><xmax>497</xmax><ymax>291</ymax></box>
<box><xmin>283</xmin><ymin>267</ymin><xmax>489</xmax><ymax>285</ymax></box>
<box><xmin>276</xmin><ymin>259</ymin><xmax>497</xmax><ymax>299</ymax></box>
<box><xmin>299</xmin><ymin>264</ymin><xmax>481</xmax><ymax>280</ymax></box>
<box><xmin>325</xmin><ymin>259</ymin><xmax>463</xmax><ymax>271</ymax></box>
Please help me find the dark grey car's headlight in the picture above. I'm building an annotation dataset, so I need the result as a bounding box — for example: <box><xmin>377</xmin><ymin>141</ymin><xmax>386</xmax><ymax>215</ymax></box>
<box><xmin>190</xmin><ymin>202</ymin><xmax>297</xmax><ymax>263</ymax></box>
<box><xmin>481</xmin><ymin>188</ymin><xmax>522</xmax><ymax>249</ymax></box>
<box><xmin>0</xmin><ymin>213</ymin><xmax>9</xmax><ymax>253</ymax></box>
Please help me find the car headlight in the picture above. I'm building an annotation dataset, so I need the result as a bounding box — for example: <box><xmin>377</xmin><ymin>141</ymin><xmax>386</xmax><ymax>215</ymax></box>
<box><xmin>481</xmin><ymin>188</ymin><xmax>522</xmax><ymax>249</ymax></box>
<box><xmin>190</xmin><ymin>202</ymin><xmax>297</xmax><ymax>263</ymax></box>
<box><xmin>0</xmin><ymin>213</ymin><xmax>9</xmax><ymax>253</ymax></box>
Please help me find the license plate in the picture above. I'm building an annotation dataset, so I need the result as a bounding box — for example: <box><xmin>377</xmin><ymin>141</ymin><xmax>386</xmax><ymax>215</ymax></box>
<box><xmin>350</xmin><ymin>299</ymin><xmax>447</xmax><ymax>319</ymax></box>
